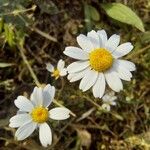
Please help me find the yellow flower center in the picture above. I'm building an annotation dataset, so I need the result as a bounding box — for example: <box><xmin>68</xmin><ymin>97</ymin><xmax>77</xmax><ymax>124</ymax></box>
<box><xmin>31</xmin><ymin>107</ymin><xmax>49</xmax><ymax>123</ymax></box>
<box><xmin>52</xmin><ymin>69</ymin><xmax>60</xmax><ymax>79</ymax></box>
<box><xmin>89</xmin><ymin>48</ymin><xmax>113</xmax><ymax>72</ymax></box>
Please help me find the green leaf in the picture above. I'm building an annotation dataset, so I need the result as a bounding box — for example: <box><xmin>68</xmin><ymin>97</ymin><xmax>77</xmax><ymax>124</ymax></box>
<box><xmin>0</xmin><ymin>18</ymin><xmax>4</xmax><ymax>33</ymax></box>
<box><xmin>0</xmin><ymin>0</ymin><xmax>33</xmax><ymax>29</ymax></box>
<box><xmin>88</xmin><ymin>5</ymin><xmax>100</xmax><ymax>21</ymax></box>
<box><xmin>16</xmin><ymin>30</ymin><xmax>26</xmax><ymax>47</ymax></box>
<box><xmin>84</xmin><ymin>4</ymin><xmax>93</xmax><ymax>31</ymax></box>
<box><xmin>101</xmin><ymin>3</ymin><xmax>145</xmax><ymax>32</ymax></box>
<box><xmin>84</xmin><ymin>4</ymin><xmax>100</xmax><ymax>31</ymax></box>
<box><xmin>0</xmin><ymin>62</ymin><xmax>14</xmax><ymax>68</ymax></box>
<box><xmin>141</xmin><ymin>31</ymin><xmax>150</xmax><ymax>44</ymax></box>
<box><xmin>35</xmin><ymin>0</ymin><xmax>59</xmax><ymax>15</ymax></box>
<box><xmin>4</xmin><ymin>23</ymin><xmax>15</xmax><ymax>47</ymax></box>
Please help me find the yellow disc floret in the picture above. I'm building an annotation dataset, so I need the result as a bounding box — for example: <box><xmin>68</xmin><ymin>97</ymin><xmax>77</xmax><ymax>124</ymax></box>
<box><xmin>89</xmin><ymin>48</ymin><xmax>113</xmax><ymax>72</ymax></box>
<box><xmin>52</xmin><ymin>69</ymin><xmax>60</xmax><ymax>79</ymax></box>
<box><xmin>31</xmin><ymin>107</ymin><xmax>49</xmax><ymax>123</ymax></box>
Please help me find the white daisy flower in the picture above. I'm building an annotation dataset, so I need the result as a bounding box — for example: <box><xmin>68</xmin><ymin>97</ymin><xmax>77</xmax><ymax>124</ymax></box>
<box><xmin>101</xmin><ymin>92</ymin><xmax>117</xmax><ymax>111</ymax></box>
<box><xmin>64</xmin><ymin>30</ymin><xmax>136</xmax><ymax>98</ymax></box>
<box><xmin>46</xmin><ymin>59</ymin><xmax>67</xmax><ymax>80</ymax></box>
<box><xmin>9</xmin><ymin>84</ymin><xmax>70</xmax><ymax>147</ymax></box>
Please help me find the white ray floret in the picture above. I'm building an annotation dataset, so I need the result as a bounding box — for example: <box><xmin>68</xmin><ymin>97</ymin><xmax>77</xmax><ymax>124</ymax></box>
<box><xmin>9</xmin><ymin>84</ymin><xmax>70</xmax><ymax>147</ymax></box>
<box><xmin>64</xmin><ymin>30</ymin><xmax>136</xmax><ymax>98</ymax></box>
<box><xmin>46</xmin><ymin>59</ymin><xmax>67</xmax><ymax>79</ymax></box>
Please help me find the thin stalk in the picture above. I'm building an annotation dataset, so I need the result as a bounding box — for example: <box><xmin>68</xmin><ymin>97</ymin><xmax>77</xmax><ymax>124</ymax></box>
<box><xmin>31</xmin><ymin>27</ymin><xmax>57</xmax><ymax>42</ymax></box>
<box><xmin>18</xmin><ymin>45</ymin><xmax>41</xmax><ymax>87</ymax></box>
<box><xmin>18</xmin><ymin>45</ymin><xmax>76</xmax><ymax>117</ymax></box>
<box><xmin>126</xmin><ymin>44</ymin><xmax>150</xmax><ymax>59</ymax></box>
<box><xmin>0</xmin><ymin>5</ymin><xmax>36</xmax><ymax>16</ymax></box>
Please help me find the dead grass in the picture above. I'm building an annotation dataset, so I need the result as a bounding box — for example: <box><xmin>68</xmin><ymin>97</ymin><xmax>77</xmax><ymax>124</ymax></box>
<box><xmin>0</xmin><ymin>0</ymin><xmax>150</xmax><ymax>149</ymax></box>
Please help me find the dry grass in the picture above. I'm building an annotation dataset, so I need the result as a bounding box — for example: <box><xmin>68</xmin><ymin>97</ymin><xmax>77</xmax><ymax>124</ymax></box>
<box><xmin>0</xmin><ymin>0</ymin><xmax>150</xmax><ymax>149</ymax></box>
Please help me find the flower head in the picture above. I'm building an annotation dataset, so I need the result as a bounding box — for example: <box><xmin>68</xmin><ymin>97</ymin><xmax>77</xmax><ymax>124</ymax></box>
<box><xmin>9</xmin><ymin>84</ymin><xmax>70</xmax><ymax>147</ymax></box>
<box><xmin>102</xmin><ymin>92</ymin><xmax>117</xmax><ymax>111</ymax></box>
<box><xmin>64</xmin><ymin>30</ymin><xmax>136</xmax><ymax>98</ymax></box>
<box><xmin>46</xmin><ymin>59</ymin><xmax>67</xmax><ymax>79</ymax></box>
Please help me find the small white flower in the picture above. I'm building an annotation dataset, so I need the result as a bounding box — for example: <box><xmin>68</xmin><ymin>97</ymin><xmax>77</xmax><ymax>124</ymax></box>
<box><xmin>64</xmin><ymin>30</ymin><xmax>136</xmax><ymax>98</ymax></box>
<box><xmin>101</xmin><ymin>92</ymin><xmax>117</xmax><ymax>111</ymax></box>
<box><xmin>46</xmin><ymin>59</ymin><xmax>67</xmax><ymax>80</ymax></box>
<box><xmin>9</xmin><ymin>84</ymin><xmax>70</xmax><ymax>147</ymax></box>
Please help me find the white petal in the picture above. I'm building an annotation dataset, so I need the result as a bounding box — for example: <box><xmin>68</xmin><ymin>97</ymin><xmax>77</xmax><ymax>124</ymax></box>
<box><xmin>117</xmin><ymin>68</ymin><xmax>132</xmax><ymax>81</ymax></box>
<box><xmin>57</xmin><ymin>59</ymin><xmax>65</xmax><ymax>70</ymax></box>
<box><xmin>39</xmin><ymin>123</ymin><xmax>52</xmax><ymax>147</ymax></box>
<box><xmin>104</xmin><ymin>69</ymin><xmax>123</xmax><ymax>92</ymax></box>
<box><xmin>92</xmin><ymin>73</ymin><xmax>106</xmax><ymax>98</ymax></box>
<box><xmin>64</xmin><ymin>46</ymin><xmax>89</xmax><ymax>60</ymax></box>
<box><xmin>105</xmin><ymin>34</ymin><xmax>120</xmax><ymax>52</ymax></box>
<box><xmin>67</xmin><ymin>61</ymin><xmax>89</xmax><ymax>73</ymax></box>
<box><xmin>46</xmin><ymin>63</ymin><xmax>54</xmax><ymax>72</ymax></box>
<box><xmin>9</xmin><ymin>113</ymin><xmax>32</xmax><ymax>128</ymax></box>
<box><xmin>30</xmin><ymin>87</ymin><xmax>43</xmax><ymax>106</ymax></box>
<box><xmin>87</xmin><ymin>30</ymin><xmax>100</xmax><ymax>48</ymax></box>
<box><xmin>79</xmin><ymin>69</ymin><xmax>98</xmax><ymax>92</ymax></box>
<box><xmin>67</xmin><ymin>73</ymin><xmax>74</xmax><ymax>80</ymax></box>
<box><xmin>97</xmin><ymin>30</ymin><xmax>107</xmax><ymax>47</ymax></box>
<box><xmin>15</xmin><ymin>122</ymin><xmax>37</xmax><ymax>141</ymax></box>
<box><xmin>49</xmin><ymin>107</ymin><xmax>70</xmax><ymax>120</ymax></box>
<box><xmin>69</xmin><ymin>68</ymin><xmax>90</xmax><ymax>82</ymax></box>
<box><xmin>14</xmin><ymin>96</ymin><xmax>34</xmax><ymax>112</ymax></box>
<box><xmin>17</xmin><ymin>111</ymin><xmax>26</xmax><ymax>115</ymax></box>
<box><xmin>112</xmin><ymin>42</ymin><xmax>133</xmax><ymax>58</ymax></box>
<box><xmin>70</xmin><ymin>73</ymin><xmax>83</xmax><ymax>82</ymax></box>
<box><xmin>116</xmin><ymin>59</ymin><xmax>136</xmax><ymax>71</ymax></box>
<box><xmin>44</xmin><ymin>85</ymin><xmax>55</xmax><ymax>101</ymax></box>
<box><xmin>77</xmin><ymin>34</ymin><xmax>94</xmax><ymax>52</ymax></box>
<box><xmin>60</xmin><ymin>68</ymin><xmax>67</xmax><ymax>76</ymax></box>
<box><xmin>43</xmin><ymin>84</ymin><xmax>55</xmax><ymax>107</ymax></box>
<box><xmin>113</xmin><ymin>60</ymin><xmax>132</xmax><ymax>81</ymax></box>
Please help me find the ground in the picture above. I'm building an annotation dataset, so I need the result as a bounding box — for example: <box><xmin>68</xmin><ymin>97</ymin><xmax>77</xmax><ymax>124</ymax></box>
<box><xmin>0</xmin><ymin>0</ymin><xmax>150</xmax><ymax>149</ymax></box>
